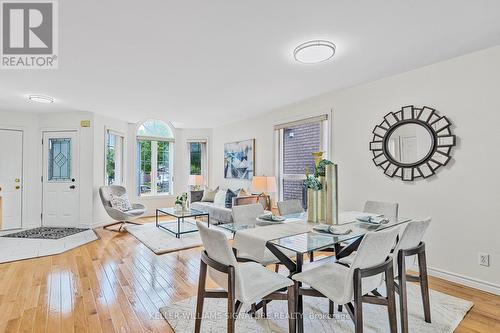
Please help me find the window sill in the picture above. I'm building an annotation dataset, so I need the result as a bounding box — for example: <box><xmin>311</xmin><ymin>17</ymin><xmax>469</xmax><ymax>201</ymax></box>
<box><xmin>137</xmin><ymin>194</ymin><xmax>175</xmax><ymax>200</ymax></box>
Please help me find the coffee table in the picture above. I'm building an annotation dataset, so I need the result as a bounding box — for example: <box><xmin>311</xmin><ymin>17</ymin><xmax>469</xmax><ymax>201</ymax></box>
<box><xmin>155</xmin><ymin>207</ymin><xmax>210</xmax><ymax>238</ymax></box>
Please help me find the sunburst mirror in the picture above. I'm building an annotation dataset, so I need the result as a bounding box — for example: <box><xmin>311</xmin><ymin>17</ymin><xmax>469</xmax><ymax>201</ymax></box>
<box><xmin>369</xmin><ymin>105</ymin><xmax>456</xmax><ymax>181</ymax></box>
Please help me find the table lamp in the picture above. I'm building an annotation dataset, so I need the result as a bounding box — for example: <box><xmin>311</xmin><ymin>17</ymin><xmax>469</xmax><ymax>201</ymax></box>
<box><xmin>188</xmin><ymin>175</ymin><xmax>204</xmax><ymax>191</ymax></box>
<box><xmin>251</xmin><ymin>176</ymin><xmax>277</xmax><ymax>211</ymax></box>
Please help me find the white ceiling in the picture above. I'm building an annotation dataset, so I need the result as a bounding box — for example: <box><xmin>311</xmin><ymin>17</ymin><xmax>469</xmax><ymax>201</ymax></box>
<box><xmin>1</xmin><ymin>1</ymin><xmax>500</xmax><ymax>128</ymax></box>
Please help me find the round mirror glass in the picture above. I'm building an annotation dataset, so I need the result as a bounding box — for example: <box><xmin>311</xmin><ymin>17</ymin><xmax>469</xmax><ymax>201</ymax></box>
<box><xmin>386</xmin><ymin>123</ymin><xmax>434</xmax><ymax>165</ymax></box>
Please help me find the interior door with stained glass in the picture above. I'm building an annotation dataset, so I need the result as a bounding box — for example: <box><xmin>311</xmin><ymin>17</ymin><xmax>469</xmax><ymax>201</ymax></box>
<box><xmin>42</xmin><ymin>131</ymin><xmax>79</xmax><ymax>227</ymax></box>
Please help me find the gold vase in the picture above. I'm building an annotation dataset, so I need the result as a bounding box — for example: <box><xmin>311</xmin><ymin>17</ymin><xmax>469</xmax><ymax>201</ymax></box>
<box><xmin>307</xmin><ymin>189</ymin><xmax>319</xmax><ymax>223</ymax></box>
<box><xmin>318</xmin><ymin>176</ymin><xmax>327</xmax><ymax>222</ymax></box>
<box><xmin>325</xmin><ymin>164</ymin><xmax>339</xmax><ymax>225</ymax></box>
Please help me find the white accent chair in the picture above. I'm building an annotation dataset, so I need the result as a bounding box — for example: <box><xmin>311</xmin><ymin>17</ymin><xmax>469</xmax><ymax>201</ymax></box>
<box><xmin>292</xmin><ymin>227</ymin><xmax>401</xmax><ymax>333</ymax></box>
<box><xmin>195</xmin><ymin>221</ymin><xmax>295</xmax><ymax>333</ymax></box>
<box><xmin>99</xmin><ymin>185</ymin><xmax>146</xmax><ymax>232</ymax></box>
<box><xmin>277</xmin><ymin>200</ymin><xmax>304</xmax><ymax>216</ymax></box>
<box><xmin>392</xmin><ymin>218</ymin><xmax>432</xmax><ymax>333</ymax></box>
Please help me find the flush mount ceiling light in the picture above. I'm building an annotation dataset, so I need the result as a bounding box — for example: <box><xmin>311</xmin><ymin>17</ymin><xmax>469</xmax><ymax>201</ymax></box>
<box><xmin>28</xmin><ymin>95</ymin><xmax>54</xmax><ymax>104</ymax></box>
<box><xmin>294</xmin><ymin>40</ymin><xmax>336</xmax><ymax>64</ymax></box>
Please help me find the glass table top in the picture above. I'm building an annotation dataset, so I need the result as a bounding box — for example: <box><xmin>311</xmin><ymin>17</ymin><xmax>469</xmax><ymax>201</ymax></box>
<box><xmin>157</xmin><ymin>207</ymin><xmax>208</xmax><ymax>218</ymax></box>
<box><xmin>269</xmin><ymin>217</ymin><xmax>411</xmax><ymax>254</ymax></box>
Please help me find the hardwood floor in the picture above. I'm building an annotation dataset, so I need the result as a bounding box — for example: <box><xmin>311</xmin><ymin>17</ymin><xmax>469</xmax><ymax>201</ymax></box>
<box><xmin>0</xmin><ymin>218</ymin><xmax>498</xmax><ymax>332</ymax></box>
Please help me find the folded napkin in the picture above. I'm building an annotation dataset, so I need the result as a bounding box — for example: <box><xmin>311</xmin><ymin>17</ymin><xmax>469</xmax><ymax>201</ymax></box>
<box><xmin>313</xmin><ymin>225</ymin><xmax>352</xmax><ymax>235</ymax></box>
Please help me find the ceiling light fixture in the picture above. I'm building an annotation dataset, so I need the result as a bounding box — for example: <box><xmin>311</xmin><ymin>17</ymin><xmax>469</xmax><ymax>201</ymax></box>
<box><xmin>28</xmin><ymin>95</ymin><xmax>54</xmax><ymax>104</ymax></box>
<box><xmin>294</xmin><ymin>40</ymin><xmax>336</xmax><ymax>64</ymax></box>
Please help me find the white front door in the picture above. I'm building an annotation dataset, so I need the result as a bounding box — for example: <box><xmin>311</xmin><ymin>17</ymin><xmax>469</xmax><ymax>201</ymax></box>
<box><xmin>0</xmin><ymin>129</ymin><xmax>23</xmax><ymax>230</ymax></box>
<box><xmin>42</xmin><ymin>131</ymin><xmax>79</xmax><ymax>227</ymax></box>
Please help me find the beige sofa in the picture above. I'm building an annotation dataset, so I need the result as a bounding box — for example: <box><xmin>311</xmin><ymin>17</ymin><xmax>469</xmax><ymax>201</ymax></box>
<box><xmin>190</xmin><ymin>194</ymin><xmax>266</xmax><ymax>224</ymax></box>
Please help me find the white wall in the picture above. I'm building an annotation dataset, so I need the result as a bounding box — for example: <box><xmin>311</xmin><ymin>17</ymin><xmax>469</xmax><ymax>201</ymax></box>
<box><xmin>211</xmin><ymin>46</ymin><xmax>500</xmax><ymax>292</ymax></box>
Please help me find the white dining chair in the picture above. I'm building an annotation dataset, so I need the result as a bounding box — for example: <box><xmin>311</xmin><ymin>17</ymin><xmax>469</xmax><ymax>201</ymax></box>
<box><xmin>338</xmin><ymin>200</ymin><xmax>400</xmax><ymax>265</ymax></box>
<box><xmin>292</xmin><ymin>227</ymin><xmax>400</xmax><ymax>333</ymax></box>
<box><xmin>364</xmin><ymin>200</ymin><xmax>399</xmax><ymax>222</ymax></box>
<box><xmin>195</xmin><ymin>221</ymin><xmax>295</xmax><ymax>333</ymax></box>
<box><xmin>392</xmin><ymin>217</ymin><xmax>432</xmax><ymax>333</ymax></box>
<box><xmin>231</xmin><ymin>203</ymin><xmax>264</xmax><ymax>226</ymax></box>
<box><xmin>277</xmin><ymin>200</ymin><xmax>304</xmax><ymax>216</ymax></box>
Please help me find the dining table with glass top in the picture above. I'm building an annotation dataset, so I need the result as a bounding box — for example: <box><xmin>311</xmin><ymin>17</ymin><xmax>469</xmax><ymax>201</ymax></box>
<box><xmin>220</xmin><ymin>211</ymin><xmax>412</xmax><ymax>274</ymax></box>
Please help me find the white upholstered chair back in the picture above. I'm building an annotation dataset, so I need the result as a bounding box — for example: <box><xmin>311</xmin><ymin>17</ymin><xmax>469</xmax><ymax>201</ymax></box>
<box><xmin>196</xmin><ymin>221</ymin><xmax>244</xmax><ymax>297</ymax></box>
<box><xmin>232</xmin><ymin>203</ymin><xmax>264</xmax><ymax>226</ymax></box>
<box><xmin>277</xmin><ymin>200</ymin><xmax>304</xmax><ymax>216</ymax></box>
<box><xmin>392</xmin><ymin>218</ymin><xmax>431</xmax><ymax>272</ymax></box>
<box><xmin>348</xmin><ymin>227</ymin><xmax>400</xmax><ymax>296</ymax></box>
<box><xmin>363</xmin><ymin>200</ymin><xmax>399</xmax><ymax>222</ymax></box>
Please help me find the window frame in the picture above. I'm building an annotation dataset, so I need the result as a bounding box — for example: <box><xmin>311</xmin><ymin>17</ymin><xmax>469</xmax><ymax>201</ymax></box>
<box><xmin>136</xmin><ymin>120</ymin><xmax>175</xmax><ymax>197</ymax></box>
<box><xmin>275</xmin><ymin>114</ymin><xmax>331</xmax><ymax>201</ymax></box>
<box><xmin>187</xmin><ymin>138</ymin><xmax>209</xmax><ymax>187</ymax></box>
<box><xmin>104</xmin><ymin>128</ymin><xmax>125</xmax><ymax>186</ymax></box>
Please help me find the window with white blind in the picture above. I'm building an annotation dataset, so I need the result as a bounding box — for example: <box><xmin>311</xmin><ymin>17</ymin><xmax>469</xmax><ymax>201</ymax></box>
<box><xmin>188</xmin><ymin>139</ymin><xmax>208</xmax><ymax>185</ymax></box>
<box><xmin>275</xmin><ymin>115</ymin><xmax>329</xmax><ymax>202</ymax></box>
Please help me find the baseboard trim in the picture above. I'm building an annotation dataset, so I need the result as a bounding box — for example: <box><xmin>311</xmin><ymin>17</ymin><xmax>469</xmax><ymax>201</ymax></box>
<box><xmin>426</xmin><ymin>266</ymin><xmax>500</xmax><ymax>296</ymax></box>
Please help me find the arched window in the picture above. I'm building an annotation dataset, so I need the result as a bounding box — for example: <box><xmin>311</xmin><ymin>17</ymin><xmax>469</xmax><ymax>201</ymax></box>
<box><xmin>136</xmin><ymin>120</ymin><xmax>174</xmax><ymax>196</ymax></box>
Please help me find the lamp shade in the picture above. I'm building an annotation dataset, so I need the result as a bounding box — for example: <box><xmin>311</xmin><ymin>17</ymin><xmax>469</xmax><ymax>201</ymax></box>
<box><xmin>188</xmin><ymin>175</ymin><xmax>204</xmax><ymax>186</ymax></box>
<box><xmin>251</xmin><ymin>176</ymin><xmax>277</xmax><ymax>193</ymax></box>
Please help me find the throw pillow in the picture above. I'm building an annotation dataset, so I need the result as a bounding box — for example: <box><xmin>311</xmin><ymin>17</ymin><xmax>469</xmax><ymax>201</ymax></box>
<box><xmin>214</xmin><ymin>189</ymin><xmax>227</xmax><ymax>205</ymax></box>
<box><xmin>190</xmin><ymin>190</ymin><xmax>204</xmax><ymax>203</ymax></box>
<box><xmin>109</xmin><ymin>193</ymin><xmax>132</xmax><ymax>212</ymax></box>
<box><xmin>201</xmin><ymin>186</ymin><xmax>219</xmax><ymax>202</ymax></box>
<box><xmin>225</xmin><ymin>189</ymin><xmax>237</xmax><ymax>208</ymax></box>
<box><xmin>238</xmin><ymin>188</ymin><xmax>250</xmax><ymax>197</ymax></box>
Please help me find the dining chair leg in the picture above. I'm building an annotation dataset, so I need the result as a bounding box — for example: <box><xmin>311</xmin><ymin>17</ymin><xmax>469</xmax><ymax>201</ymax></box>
<box><xmin>418</xmin><ymin>249</ymin><xmax>432</xmax><ymax>323</ymax></box>
<box><xmin>338</xmin><ymin>304</ymin><xmax>343</xmax><ymax>312</ymax></box>
<box><xmin>294</xmin><ymin>281</ymin><xmax>304</xmax><ymax>333</ymax></box>
<box><xmin>287</xmin><ymin>285</ymin><xmax>296</xmax><ymax>333</ymax></box>
<box><xmin>385</xmin><ymin>265</ymin><xmax>398</xmax><ymax>333</ymax></box>
<box><xmin>309</xmin><ymin>251</ymin><xmax>314</xmax><ymax>262</ymax></box>
<box><xmin>195</xmin><ymin>259</ymin><xmax>207</xmax><ymax>333</ymax></box>
<box><xmin>398</xmin><ymin>252</ymin><xmax>409</xmax><ymax>333</ymax></box>
<box><xmin>328</xmin><ymin>300</ymin><xmax>334</xmax><ymax>318</ymax></box>
<box><xmin>262</xmin><ymin>300</ymin><xmax>268</xmax><ymax>318</ymax></box>
<box><xmin>251</xmin><ymin>303</ymin><xmax>257</xmax><ymax>317</ymax></box>
<box><xmin>227</xmin><ymin>267</ymin><xmax>236</xmax><ymax>333</ymax></box>
<box><xmin>274</xmin><ymin>264</ymin><xmax>280</xmax><ymax>273</ymax></box>
<box><xmin>353</xmin><ymin>270</ymin><xmax>363</xmax><ymax>333</ymax></box>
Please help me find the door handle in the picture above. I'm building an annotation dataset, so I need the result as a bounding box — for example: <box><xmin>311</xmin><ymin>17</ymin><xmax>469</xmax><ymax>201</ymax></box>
<box><xmin>70</xmin><ymin>185</ymin><xmax>76</xmax><ymax>189</ymax></box>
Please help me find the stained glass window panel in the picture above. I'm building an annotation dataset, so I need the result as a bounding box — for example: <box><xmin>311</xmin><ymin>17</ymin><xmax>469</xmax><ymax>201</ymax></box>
<box><xmin>48</xmin><ymin>138</ymin><xmax>71</xmax><ymax>181</ymax></box>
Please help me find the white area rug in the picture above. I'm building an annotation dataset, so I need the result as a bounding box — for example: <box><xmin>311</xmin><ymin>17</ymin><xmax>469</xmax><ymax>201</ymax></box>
<box><xmin>125</xmin><ymin>222</ymin><xmax>233</xmax><ymax>254</ymax></box>
<box><xmin>160</xmin><ymin>284</ymin><xmax>472</xmax><ymax>332</ymax></box>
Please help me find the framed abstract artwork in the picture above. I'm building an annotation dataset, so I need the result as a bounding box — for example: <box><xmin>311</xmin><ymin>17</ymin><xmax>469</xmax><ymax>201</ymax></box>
<box><xmin>224</xmin><ymin>139</ymin><xmax>255</xmax><ymax>180</ymax></box>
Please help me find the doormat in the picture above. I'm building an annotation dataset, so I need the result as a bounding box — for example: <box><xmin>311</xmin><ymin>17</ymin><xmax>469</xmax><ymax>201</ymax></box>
<box><xmin>2</xmin><ymin>227</ymin><xmax>90</xmax><ymax>240</ymax></box>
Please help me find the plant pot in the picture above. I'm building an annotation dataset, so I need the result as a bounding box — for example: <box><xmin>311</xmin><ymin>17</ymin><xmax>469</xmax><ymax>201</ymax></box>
<box><xmin>307</xmin><ymin>189</ymin><xmax>319</xmax><ymax>223</ymax></box>
<box><xmin>174</xmin><ymin>204</ymin><xmax>183</xmax><ymax>212</ymax></box>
